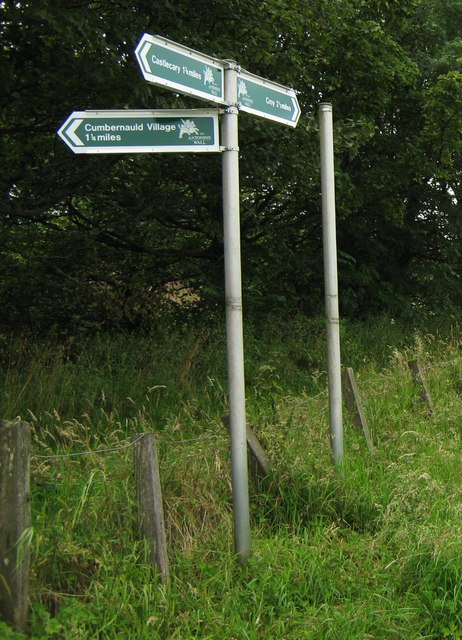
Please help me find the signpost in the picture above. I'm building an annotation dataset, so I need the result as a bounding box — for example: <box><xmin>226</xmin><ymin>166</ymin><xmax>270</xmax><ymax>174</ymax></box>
<box><xmin>135</xmin><ymin>33</ymin><xmax>225</xmax><ymax>104</ymax></box>
<box><xmin>58</xmin><ymin>109</ymin><xmax>220</xmax><ymax>154</ymax></box>
<box><xmin>59</xmin><ymin>32</ymin><xmax>304</xmax><ymax>565</ymax></box>
<box><xmin>237</xmin><ymin>70</ymin><xmax>300</xmax><ymax>127</ymax></box>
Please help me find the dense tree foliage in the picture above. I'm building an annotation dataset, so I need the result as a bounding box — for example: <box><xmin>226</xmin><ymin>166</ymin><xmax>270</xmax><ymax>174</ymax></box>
<box><xmin>2</xmin><ymin>0</ymin><xmax>462</xmax><ymax>333</ymax></box>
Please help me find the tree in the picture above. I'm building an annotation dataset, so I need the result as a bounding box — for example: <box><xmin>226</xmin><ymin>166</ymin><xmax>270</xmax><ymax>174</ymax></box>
<box><xmin>2</xmin><ymin>0</ymin><xmax>462</xmax><ymax>333</ymax></box>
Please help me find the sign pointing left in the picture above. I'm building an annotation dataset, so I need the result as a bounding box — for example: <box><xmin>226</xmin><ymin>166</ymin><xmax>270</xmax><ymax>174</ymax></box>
<box><xmin>135</xmin><ymin>34</ymin><xmax>226</xmax><ymax>105</ymax></box>
<box><xmin>58</xmin><ymin>109</ymin><xmax>221</xmax><ymax>153</ymax></box>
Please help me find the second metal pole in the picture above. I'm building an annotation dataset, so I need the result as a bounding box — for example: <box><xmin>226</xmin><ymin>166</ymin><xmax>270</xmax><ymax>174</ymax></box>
<box><xmin>221</xmin><ymin>61</ymin><xmax>251</xmax><ymax>563</ymax></box>
<box><xmin>319</xmin><ymin>102</ymin><xmax>344</xmax><ymax>466</ymax></box>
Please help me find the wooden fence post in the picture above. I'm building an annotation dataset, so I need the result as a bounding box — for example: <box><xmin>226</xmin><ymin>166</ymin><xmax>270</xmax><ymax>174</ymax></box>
<box><xmin>342</xmin><ymin>368</ymin><xmax>374</xmax><ymax>453</ymax></box>
<box><xmin>408</xmin><ymin>360</ymin><xmax>434</xmax><ymax>415</ymax></box>
<box><xmin>133</xmin><ymin>433</ymin><xmax>169</xmax><ymax>584</ymax></box>
<box><xmin>0</xmin><ymin>421</ymin><xmax>31</xmax><ymax>633</ymax></box>
<box><xmin>221</xmin><ymin>414</ymin><xmax>271</xmax><ymax>482</ymax></box>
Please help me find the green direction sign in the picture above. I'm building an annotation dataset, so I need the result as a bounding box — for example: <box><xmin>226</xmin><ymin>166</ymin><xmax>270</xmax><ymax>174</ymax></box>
<box><xmin>135</xmin><ymin>33</ymin><xmax>225</xmax><ymax>105</ymax></box>
<box><xmin>57</xmin><ymin>109</ymin><xmax>221</xmax><ymax>154</ymax></box>
<box><xmin>237</xmin><ymin>71</ymin><xmax>300</xmax><ymax>127</ymax></box>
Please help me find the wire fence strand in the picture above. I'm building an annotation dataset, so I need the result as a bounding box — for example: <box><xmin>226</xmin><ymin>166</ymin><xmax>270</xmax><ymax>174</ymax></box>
<box><xmin>31</xmin><ymin>433</ymin><xmax>147</xmax><ymax>460</ymax></box>
<box><xmin>31</xmin><ymin>432</ymin><xmax>223</xmax><ymax>462</ymax></box>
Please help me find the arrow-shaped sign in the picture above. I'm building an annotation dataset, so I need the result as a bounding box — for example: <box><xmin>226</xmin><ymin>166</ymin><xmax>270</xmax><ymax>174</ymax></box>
<box><xmin>237</xmin><ymin>70</ymin><xmax>300</xmax><ymax>127</ymax></box>
<box><xmin>57</xmin><ymin>109</ymin><xmax>221</xmax><ymax>154</ymax></box>
<box><xmin>135</xmin><ymin>33</ymin><xmax>226</xmax><ymax>105</ymax></box>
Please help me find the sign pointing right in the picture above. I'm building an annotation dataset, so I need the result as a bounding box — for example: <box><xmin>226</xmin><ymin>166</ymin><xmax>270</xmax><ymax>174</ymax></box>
<box><xmin>237</xmin><ymin>70</ymin><xmax>300</xmax><ymax>127</ymax></box>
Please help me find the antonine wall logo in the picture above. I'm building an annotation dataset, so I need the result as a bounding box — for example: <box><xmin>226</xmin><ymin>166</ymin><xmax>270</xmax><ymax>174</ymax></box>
<box><xmin>178</xmin><ymin>119</ymin><xmax>200</xmax><ymax>139</ymax></box>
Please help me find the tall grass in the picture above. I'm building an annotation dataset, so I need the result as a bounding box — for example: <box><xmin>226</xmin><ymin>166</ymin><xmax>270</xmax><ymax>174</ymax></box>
<box><xmin>2</xmin><ymin>315</ymin><xmax>462</xmax><ymax>638</ymax></box>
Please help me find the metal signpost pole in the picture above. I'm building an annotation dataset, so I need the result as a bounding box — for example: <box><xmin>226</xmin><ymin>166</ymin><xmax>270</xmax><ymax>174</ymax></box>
<box><xmin>221</xmin><ymin>61</ymin><xmax>251</xmax><ymax>563</ymax></box>
<box><xmin>319</xmin><ymin>103</ymin><xmax>344</xmax><ymax>466</ymax></box>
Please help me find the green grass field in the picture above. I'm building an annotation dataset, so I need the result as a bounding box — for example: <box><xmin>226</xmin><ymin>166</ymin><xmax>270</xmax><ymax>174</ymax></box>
<box><xmin>2</xmin><ymin>315</ymin><xmax>462</xmax><ymax>639</ymax></box>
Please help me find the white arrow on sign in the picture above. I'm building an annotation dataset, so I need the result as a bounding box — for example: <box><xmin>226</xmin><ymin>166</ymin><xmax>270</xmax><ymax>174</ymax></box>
<box><xmin>65</xmin><ymin>118</ymin><xmax>84</xmax><ymax>146</ymax></box>
<box><xmin>137</xmin><ymin>38</ymin><xmax>153</xmax><ymax>76</ymax></box>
